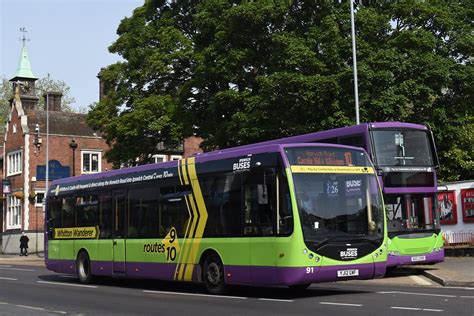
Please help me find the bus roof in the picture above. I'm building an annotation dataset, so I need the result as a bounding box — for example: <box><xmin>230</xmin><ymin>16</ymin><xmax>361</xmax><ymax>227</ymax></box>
<box><xmin>51</xmin><ymin>142</ymin><xmax>366</xmax><ymax>187</ymax></box>
<box><xmin>201</xmin><ymin>121</ymin><xmax>429</xmax><ymax>156</ymax></box>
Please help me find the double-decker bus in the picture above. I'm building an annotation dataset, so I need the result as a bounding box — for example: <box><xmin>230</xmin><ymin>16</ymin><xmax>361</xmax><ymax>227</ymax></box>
<box><xmin>45</xmin><ymin>143</ymin><xmax>387</xmax><ymax>293</ymax></box>
<box><xmin>222</xmin><ymin>122</ymin><xmax>443</xmax><ymax>267</ymax></box>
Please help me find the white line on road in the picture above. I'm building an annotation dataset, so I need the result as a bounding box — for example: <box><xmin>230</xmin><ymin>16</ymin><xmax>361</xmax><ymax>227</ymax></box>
<box><xmin>16</xmin><ymin>304</ymin><xmax>45</xmax><ymax>311</ymax></box>
<box><xmin>258</xmin><ymin>298</ymin><xmax>294</xmax><ymax>302</ymax></box>
<box><xmin>391</xmin><ymin>307</ymin><xmax>443</xmax><ymax>312</ymax></box>
<box><xmin>320</xmin><ymin>302</ymin><xmax>363</xmax><ymax>307</ymax></box>
<box><xmin>0</xmin><ymin>265</ymin><xmax>12</xmax><ymax>268</ymax></box>
<box><xmin>391</xmin><ymin>306</ymin><xmax>421</xmax><ymax>311</ymax></box>
<box><xmin>0</xmin><ymin>277</ymin><xmax>18</xmax><ymax>281</ymax></box>
<box><xmin>143</xmin><ymin>290</ymin><xmax>247</xmax><ymax>300</ymax></box>
<box><xmin>0</xmin><ymin>267</ymin><xmax>35</xmax><ymax>272</ymax></box>
<box><xmin>37</xmin><ymin>281</ymin><xmax>98</xmax><ymax>288</ymax></box>
<box><xmin>423</xmin><ymin>309</ymin><xmax>443</xmax><ymax>312</ymax></box>
<box><xmin>460</xmin><ymin>296</ymin><xmax>474</xmax><ymax>298</ymax></box>
<box><xmin>379</xmin><ymin>291</ymin><xmax>456</xmax><ymax>298</ymax></box>
<box><xmin>445</xmin><ymin>286</ymin><xmax>474</xmax><ymax>290</ymax></box>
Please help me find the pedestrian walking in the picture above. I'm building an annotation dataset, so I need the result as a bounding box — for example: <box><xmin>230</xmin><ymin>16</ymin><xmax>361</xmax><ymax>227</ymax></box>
<box><xmin>19</xmin><ymin>232</ymin><xmax>29</xmax><ymax>256</ymax></box>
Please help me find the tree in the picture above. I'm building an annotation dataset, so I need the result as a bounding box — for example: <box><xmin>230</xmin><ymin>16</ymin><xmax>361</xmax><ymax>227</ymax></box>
<box><xmin>90</xmin><ymin>0</ymin><xmax>472</xmax><ymax>180</ymax></box>
<box><xmin>87</xmin><ymin>1</ymin><xmax>193</xmax><ymax>166</ymax></box>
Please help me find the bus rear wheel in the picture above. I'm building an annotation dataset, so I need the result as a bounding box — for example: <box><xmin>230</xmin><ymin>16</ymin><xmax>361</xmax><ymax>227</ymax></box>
<box><xmin>76</xmin><ymin>251</ymin><xmax>94</xmax><ymax>284</ymax></box>
<box><xmin>202</xmin><ymin>253</ymin><xmax>226</xmax><ymax>295</ymax></box>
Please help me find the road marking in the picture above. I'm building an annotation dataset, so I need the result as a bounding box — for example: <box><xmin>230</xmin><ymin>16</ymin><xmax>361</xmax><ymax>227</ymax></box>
<box><xmin>320</xmin><ymin>302</ymin><xmax>363</xmax><ymax>307</ymax></box>
<box><xmin>423</xmin><ymin>308</ymin><xmax>443</xmax><ymax>312</ymax></box>
<box><xmin>0</xmin><ymin>267</ymin><xmax>35</xmax><ymax>272</ymax></box>
<box><xmin>16</xmin><ymin>304</ymin><xmax>45</xmax><ymax>311</ymax></box>
<box><xmin>391</xmin><ymin>307</ymin><xmax>443</xmax><ymax>312</ymax></box>
<box><xmin>445</xmin><ymin>286</ymin><xmax>474</xmax><ymax>290</ymax></box>
<box><xmin>258</xmin><ymin>298</ymin><xmax>294</xmax><ymax>302</ymax></box>
<box><xmin>391</xmin><ymin>306</ymin><xmax>421</xmax><ymax>311</ymax></box>
<box><xmin>37</xmin><ymin>281</ymin><xmax>98</xmax><ymax>288</ymax></box>
<box><xmin>0</xmin><ymin>277</ymin><xmax>18</xmax><ymax>281</ymax></box>
<box><xmin>0</xmin><ymin>302</ymin><xmax>8</xmax><ymax>305</ymax></box>
<box><xmin>460</xmin><ymin>296</ymin><xmax>474</xmax><ymax>298</ymax></box>
<box><xmin>143</xmin><ymin>290</ymin><xmax>247</xmax><ymax>300</ymax></box>
<box><xmin>379</xmin><ymin>291</ymin><xmax>456</xmax><ymax>298</ymax></box>
<box><xmin>53</xmin><ymin>311</ymin><xmax>68</xmax><ymax>314</ymax></box>
<box><xmin>410</xmin><ymin>275</ymin><xmax>433</xmax><ymax>286</ymax></box>
<box><xmin>0</xmin><ymin>265</ymin><xmax>12</xmax><ymax>268</ymax></box>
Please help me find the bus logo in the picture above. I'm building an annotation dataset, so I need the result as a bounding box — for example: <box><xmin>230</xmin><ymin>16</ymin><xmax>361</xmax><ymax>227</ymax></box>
<box><xmin>233</xmin><ymin>157</ymin><xmax>251</xmax><ymax>173</ymax></box>
<box><xmin>340</xmin><ymin>248</ymin><xmax>358</xmax><ymax>259</ymax></box>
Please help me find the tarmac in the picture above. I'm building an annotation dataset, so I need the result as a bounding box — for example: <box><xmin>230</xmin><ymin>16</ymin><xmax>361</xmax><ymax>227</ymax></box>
<box><xmin>0</xmin><ymin>253</ymin><xmax>472</xmax><ymax>287</ymax></box>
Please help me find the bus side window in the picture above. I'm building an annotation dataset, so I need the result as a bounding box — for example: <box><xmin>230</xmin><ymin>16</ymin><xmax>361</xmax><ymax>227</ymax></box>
<box><xmin>48</xmin><ymin>196</ymin><xmax>62</xmax><ymax>238</ymax></box>
<box><xmin>62</xmin><ymin>197</ymin><xmax>75</xmax><ymax>228</ymax></box>
<box><xmin>243</xmin><ymin>168</ymin><xmax>276</xmax><ymax>237</ymax></box>
<box><xmin>277</xmin><ymin>172</ymin><xmax>293</xmax><ymax>236</ymax></box>
<box><xmin>100</xmin><ymin>194</ymin><xmax>112</xmax><ymax>239</ymax></box>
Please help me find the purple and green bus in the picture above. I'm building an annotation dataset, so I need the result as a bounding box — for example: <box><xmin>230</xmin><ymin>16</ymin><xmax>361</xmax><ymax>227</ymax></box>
<box><xmin>223</xmin><ymin>122</ymin><xmax>443</xmax><ymax>267</ymax></box>
<box><xmin>45</xmin><ymin>143</ymin><xmax>387</xmax><ymax>293</ymax></box>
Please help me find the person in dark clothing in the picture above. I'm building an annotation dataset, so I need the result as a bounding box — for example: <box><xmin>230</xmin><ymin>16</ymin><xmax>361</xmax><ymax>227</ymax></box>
<box><xmin>19</xmin><ymin>232</ymin><xmax>29</xmax><ymax>256</ymax></box>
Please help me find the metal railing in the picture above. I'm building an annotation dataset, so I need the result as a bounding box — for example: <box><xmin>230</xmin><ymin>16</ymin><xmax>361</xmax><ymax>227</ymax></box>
<box><xmin>443</xmin><ymin>231</ymin><xmax>474</xmax><ymax>247</ymax></box>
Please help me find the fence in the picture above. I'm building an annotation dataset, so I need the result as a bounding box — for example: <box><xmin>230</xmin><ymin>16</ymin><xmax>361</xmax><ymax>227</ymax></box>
<box><xmin>443</xmin><ymin>231</ymin><xmax>474</xmax><ymax>247</ymax></box>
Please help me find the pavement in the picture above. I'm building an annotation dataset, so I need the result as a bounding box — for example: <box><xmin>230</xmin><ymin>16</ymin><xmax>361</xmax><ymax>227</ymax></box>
<box><xmin>0</xmin><ymin>253</ymin><xmax>472</xmax><ymax>287</ymax></box>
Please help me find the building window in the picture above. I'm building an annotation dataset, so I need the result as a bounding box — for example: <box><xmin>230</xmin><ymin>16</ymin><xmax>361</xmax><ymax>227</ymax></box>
<box><xmin>13</xmin><ymin>124</ymin><xmax>17</xmax><ymax>133</ymax></box>
<box><xmin>35</xmin><ymin>190</ymin><xmax>45</xmax><ymax>207</ymax></box>
<box><xmin>81</xmin><ymin>151</ymin><xmax>101</xmax><ymax>174</ymax></box>
<box><xmin>152</xmin><ymin>154</ymin><xmax>167</xmax><ymax>163</ymax></box>
<box><xmin>7</xmin><ymin>194</ymin><xmax>22</xmax><ymax>229</ymax></box>
<box><xmin>7</xmin><ymin>150</ymin><xmax>22</xmax><ymax>176</ymax></box>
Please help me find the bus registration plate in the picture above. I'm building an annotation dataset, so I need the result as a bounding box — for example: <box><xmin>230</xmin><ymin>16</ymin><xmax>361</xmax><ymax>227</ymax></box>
<box><xmin>337</xmin><ymin>269</ymin><xmax>359</xmax><ymax>277</ymax></box>
<box><xmin>411</xmin><ymin>255</ymin><xmax>426</xmax><ymax>262</ymax></box>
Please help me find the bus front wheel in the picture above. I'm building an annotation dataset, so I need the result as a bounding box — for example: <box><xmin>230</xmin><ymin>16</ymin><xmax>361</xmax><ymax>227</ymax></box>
<box><xmin>76</xmin><ymin>251</ymin><xmax>94</xmax><ymax>284</ymax></box>
<box><xmin>202</xmin><ymin>253</ymin><xmax>226</xmax><ymax>295</ymax></box>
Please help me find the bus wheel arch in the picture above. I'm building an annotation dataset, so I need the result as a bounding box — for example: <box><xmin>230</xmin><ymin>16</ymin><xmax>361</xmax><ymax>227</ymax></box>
<box><xmin>200</xmin><ymin>250</ymin><xmax>226</xmax><ymax>295</ymax></box>
<box><xmin>76</xmin><ymin>249</ymin><xmax>94</xmax><ymax>284</ymax></box>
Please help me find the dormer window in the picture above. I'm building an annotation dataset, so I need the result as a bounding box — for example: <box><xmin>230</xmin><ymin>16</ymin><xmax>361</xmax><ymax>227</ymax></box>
<box><xmin>13</xmin><ymin>124</ymin><xmax>17</xmax><ymax>133</ymax></box>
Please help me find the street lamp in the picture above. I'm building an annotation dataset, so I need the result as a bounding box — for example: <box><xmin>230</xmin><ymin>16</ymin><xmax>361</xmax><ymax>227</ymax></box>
<box><xmin>350</xmin><ymin>0</ymin><xmax>360</xmax><ymax>125</ymax></box>
<box><xmin>69</xmin><ymin>139</ymin><xmax>78</xmax><ymax>176</ymax></box>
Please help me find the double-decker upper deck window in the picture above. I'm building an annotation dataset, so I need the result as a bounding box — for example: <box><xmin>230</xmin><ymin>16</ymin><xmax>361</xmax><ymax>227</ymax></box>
<box><xmin>372</xmin><ymin>130</ymin><xmax>434</xmax><ymax>166</ymax></box>
<box><xmin>7</xmin><ymin>150</ymin><xmax>22</xmax><ymax>176</ymax></box>
<box><xmin>82</xmin><ymin>151</ymin><xmax>101</xmax><ymax>174</ymax></box>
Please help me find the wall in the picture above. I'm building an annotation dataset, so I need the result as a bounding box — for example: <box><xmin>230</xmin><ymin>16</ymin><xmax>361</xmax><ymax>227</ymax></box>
<box><xmin>438</xmin><ymin>181</ymin><xmax>474</xmax><ymax>234</ymax></box>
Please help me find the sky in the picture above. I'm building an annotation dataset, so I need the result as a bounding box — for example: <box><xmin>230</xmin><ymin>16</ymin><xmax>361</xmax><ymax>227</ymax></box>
<box><xmin>1</xmin><ymin>0</ymin><xmax>143</xmax><ymax>111</ymax></box>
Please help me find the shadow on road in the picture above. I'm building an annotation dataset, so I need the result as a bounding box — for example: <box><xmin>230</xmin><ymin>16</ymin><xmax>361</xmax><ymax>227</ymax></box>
<box><xmin>37</xmin><ymin>273</ymin><xmax>372</xmax><ymax>300</ymax></box>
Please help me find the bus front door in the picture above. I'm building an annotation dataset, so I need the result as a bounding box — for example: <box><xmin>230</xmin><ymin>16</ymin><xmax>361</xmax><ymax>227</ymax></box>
<box><xmin>113</xmin><ymin>192</ymin><xmax>126</xmax><ymax>274</ymax></box>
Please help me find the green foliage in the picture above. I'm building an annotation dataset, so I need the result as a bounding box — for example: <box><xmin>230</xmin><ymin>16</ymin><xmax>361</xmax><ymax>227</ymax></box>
<box><xmin>91</xmin><ymin>0</ymin><xmax>472</xmax><ymax>180</ymax></box>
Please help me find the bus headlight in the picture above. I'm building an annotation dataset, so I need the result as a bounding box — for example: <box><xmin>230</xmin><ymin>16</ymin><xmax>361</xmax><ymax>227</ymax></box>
<box><xmin>433</xmin><ymin>247</ymin><xmax>442</xmax><ymax>252</ymax></box>
<box><xmin>315</xmin><ymin>256</ymin><xmax>321</xmax><ymax>263</ymax></box>
<box><xmin>388</xmin><ymin>251</ymin><xmax>400</xmax><ymax>256</ymax></box>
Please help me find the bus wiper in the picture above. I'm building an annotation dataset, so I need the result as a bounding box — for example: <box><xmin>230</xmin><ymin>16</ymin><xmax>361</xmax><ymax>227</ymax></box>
<box><xmin>313</xmin><ymin>235</ymin><xmax>348</xmax><ymax>251</ymax></box>
<box><xmin>351</xmin><ymin>235</ymin><xmax>382</xmax><ymax>246</ymax></box>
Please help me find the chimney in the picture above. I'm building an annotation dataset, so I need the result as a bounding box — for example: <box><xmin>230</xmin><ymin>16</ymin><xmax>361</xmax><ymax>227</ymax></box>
<box><xmin>43</xmin><ymin>92</ymin><xmax>63</xmax><ymax>112</ymax></box>
<box><xmin>97</xmin><ymin>67</ymin><xmax>105</xmax><ymax>101</ymax></box>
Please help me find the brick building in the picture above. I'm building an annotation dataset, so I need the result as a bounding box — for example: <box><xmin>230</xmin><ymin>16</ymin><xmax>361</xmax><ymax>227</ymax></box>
<box><xmin>1</xmin><ymin>42</ymin><xmax>202</xmax><ymax>254</ymax></box>
<box><xmin>1</xmin><ymin>42</ymin><xmax>113</xmax><ymax>254</ymax></box>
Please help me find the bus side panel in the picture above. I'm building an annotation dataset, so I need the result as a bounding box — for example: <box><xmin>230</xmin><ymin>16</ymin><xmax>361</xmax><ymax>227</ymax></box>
<box><xmin>197</xmin><ymin>238</ymin><xmax>251</xmax><ymax>285</ymax></box>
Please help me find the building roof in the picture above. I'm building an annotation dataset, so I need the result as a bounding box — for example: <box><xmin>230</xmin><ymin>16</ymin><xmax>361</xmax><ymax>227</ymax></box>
<box><xmin>26</xmin><ymin>110</ymin><xmax>100</xmax><ymax>137</ymax></box>
<box><xmin>10</xmin><ymin>44</ymin><xmax>37</xmax><ymax>80</ymax></box>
